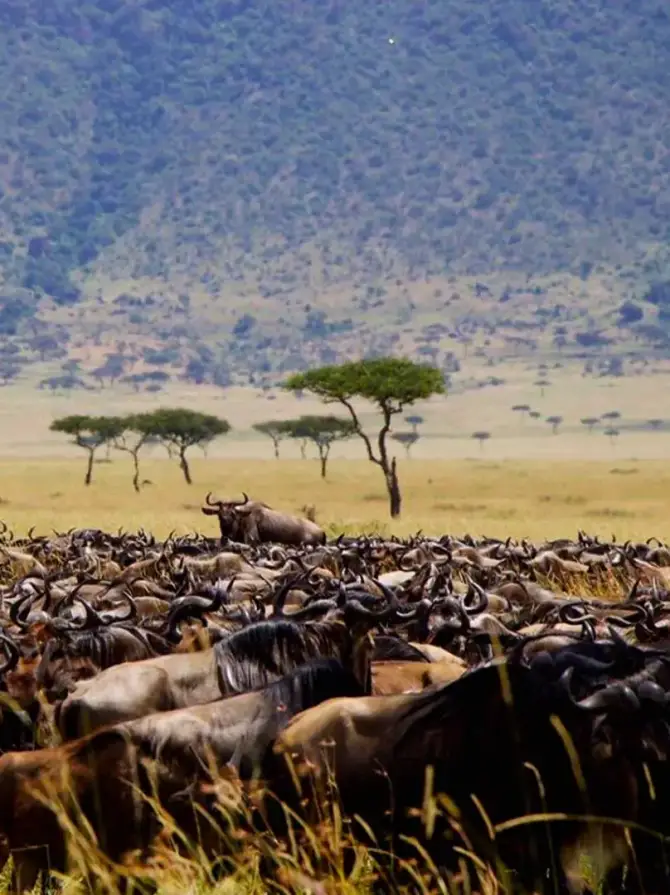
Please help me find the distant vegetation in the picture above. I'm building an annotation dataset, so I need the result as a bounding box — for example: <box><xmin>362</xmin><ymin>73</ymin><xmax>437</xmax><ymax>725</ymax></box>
<box><xmin>2</xmin><ymin>0</ymin><xmax>670</xmax><ymax>379</ymax></box>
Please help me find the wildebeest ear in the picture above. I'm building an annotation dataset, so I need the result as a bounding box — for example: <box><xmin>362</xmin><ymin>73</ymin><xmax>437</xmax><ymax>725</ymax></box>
<box><xmin>201</xmin><ymin>507</ymin><xmax>220</xmax><ymax>516</ymax></box>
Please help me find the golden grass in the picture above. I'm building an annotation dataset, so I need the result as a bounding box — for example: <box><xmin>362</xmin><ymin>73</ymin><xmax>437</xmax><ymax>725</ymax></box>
<box><xmin>0</xmin><ymin>456</ymin><xmax>668</xmax><ymax>542</ymax></box>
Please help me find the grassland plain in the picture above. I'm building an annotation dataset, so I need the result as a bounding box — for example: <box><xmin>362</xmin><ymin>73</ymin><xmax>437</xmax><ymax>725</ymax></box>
<box><xmin>1</xmin><ymin>457</ymin><xmax>668</xmax><ymax>543</ymax></box>
<box><xmin>1</xmin><ymin>360</ymin><xmax>669</xmax><ymax>539</ymax></box>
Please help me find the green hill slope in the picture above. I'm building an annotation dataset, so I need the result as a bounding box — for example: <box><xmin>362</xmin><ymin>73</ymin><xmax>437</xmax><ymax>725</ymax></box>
<box><xmin>1</xmin><ymin>0</ymin><xmax>670</xmax><ymax>383</ymax></box>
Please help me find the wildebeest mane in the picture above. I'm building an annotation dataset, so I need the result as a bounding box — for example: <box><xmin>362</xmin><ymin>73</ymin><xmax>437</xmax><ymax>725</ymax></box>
<box><xmin>37</xmin><ymin>625</ymin><xmax>167</xmax><ymax>682</ymax></box>
<box><xmin>372</xmin><ymin>636</ymin><xmax>427</xmax><ymax>662</ymax></box>
<box><xmin>259</xmin><ymin>657</ymin><xmax>365</xmax><ymax>719</ymax></box>
<box><xmin>213</xmin><ymin>619</ymin><xmax>352</xmax><ymax>693</ymax></box>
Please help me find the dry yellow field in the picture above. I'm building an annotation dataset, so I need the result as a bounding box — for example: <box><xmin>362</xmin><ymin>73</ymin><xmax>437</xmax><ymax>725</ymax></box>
<box><xmin>0</xmin><ymin>456</ymin><xmax>667</xmax><ymax>542</ymax></box>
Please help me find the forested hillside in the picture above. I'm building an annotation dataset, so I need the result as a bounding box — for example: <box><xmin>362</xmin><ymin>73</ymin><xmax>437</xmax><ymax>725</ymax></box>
<box><xmin>1</xmin><ymin>0</ymin><xmax>670</xmax><ymax>384</ymax></box>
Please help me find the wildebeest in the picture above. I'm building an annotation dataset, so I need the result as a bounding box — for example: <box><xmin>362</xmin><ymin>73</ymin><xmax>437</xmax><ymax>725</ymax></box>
<box><xmin>202</xmin><ymin>492</ymin><xmax>326</xmax><ymax>546</ymax></box>
<box><xmin>264</xmin><ymin>640</ymin><xmax>670</xmax><ymax>893</ymax></box>
<box><xmin>1</xmin><ymin>521</ymin><xmax>670</xmax><ymax>891</ymax></box>
<box><xmin>0</xmin><ymin>658</ymin><xmax>366</xmax><ymax>893</ymax></box>
<box><xmin>55</xmin><ymin>611</ymin><xmax>377</xmax><ymax>740</ymax></box>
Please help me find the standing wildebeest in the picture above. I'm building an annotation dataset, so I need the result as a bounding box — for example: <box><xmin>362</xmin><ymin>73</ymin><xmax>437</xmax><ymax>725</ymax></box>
<box><xmin>263</xmin><ymin>642</ymin><xmax>660</xmax><ymax>893</ymax></box>
<box><xmin>55</xmin><ymin>609</ymin><xmax>378</xmax><ymax>740</ymax></box>
<box><xmin>0</xmin><ymin>658</ymin><xmax>367</xmax><ymax>893</ymax></box>
<box><xmin>202</xmin><ymin>493</ymin><xmax>326</xmax><ymax>546</ymax></box>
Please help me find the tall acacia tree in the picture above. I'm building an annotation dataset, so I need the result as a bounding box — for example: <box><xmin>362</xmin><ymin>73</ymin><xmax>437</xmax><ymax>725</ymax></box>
<box><xmin>140</xmin><ymin>408</ymin><xmax>230</xmax><ymax>484</ymax></box>
<box><xmin>109</xmin><ymin>415</ymin><xmax>155</xmax><ymax>493</ymax></box>
<box><xmin>253</xmin><ymin>420</ymin><xmax>292</xmax><ymax>459</ymax></box>
<box><xmin>284</xmin><ymin>358</ymin><xmax>444</xmax><ymax>517</ymax></box>
<box><xmin>50</xmin><ymin>415</ymin><xmax>126</xmax><ymax>486</ymax></box>
<box><xmin>286</xmin><ymin>415</ymin><xmax>356</xmax><ymax>478</ymax></box>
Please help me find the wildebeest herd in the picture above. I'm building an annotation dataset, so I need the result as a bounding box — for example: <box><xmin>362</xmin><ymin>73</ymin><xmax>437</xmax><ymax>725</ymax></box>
<box><xmin>1</xmin><ymin>495</ymin><xmax>670</xmax><ymax>894</ymax></box>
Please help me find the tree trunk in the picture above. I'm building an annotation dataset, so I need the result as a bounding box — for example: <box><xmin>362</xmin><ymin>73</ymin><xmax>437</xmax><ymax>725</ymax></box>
<box><xmin>85</xmin><ymin>450</ymin><xmax>94</xmax><ymax>486</ymax></box>
<box><xmin>132</xmin><ymin>452</ymin><xmax>141</xmax><ymax>493</ymax></box>
<box><xmin>272</xmin><ymin>439</ymin><xmax>280</xmax><ymax>459</ymax></box>
<box><xmin>319</xmin><ymin>450</ymin><xmax>328</xmax><ymax>479</ymax></box>
<box><xmin>179</xmin><ymin>448</ymin><xmax>192</xmax><ymax>484</ymax></box>
<box><xmin>385</xmin><ymin>457</ymin><xmax>401</xmax><ymax>518</ymax></box>
<box><xmin>300</xmin><ymin>440</ymin><xmax>307</xmax><ymax>460</ymax></box>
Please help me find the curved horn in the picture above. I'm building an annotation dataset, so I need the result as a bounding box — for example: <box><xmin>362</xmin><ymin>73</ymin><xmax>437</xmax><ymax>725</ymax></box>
<box><xmin>9</xmin><ymin>590</ymin><xmax>40</xmax><ymax>631</ymax></box>
<box><xmin>72</xmin><ymin>597</ymin><xmax>106</xmax><ymax>630</ymax></box>
<box><xmin>205</xmin><ymin>492</ymin><xmax>225</xmax><ymax>507</ymax></box>
<box><xmin>577</xmin><ymin>683</ymin><xmax>641</xmax><ymax>714</ymax></box>
<box><xmin>462</xmin><ymin>576</ymin><xmax>489</xmax><ymax>615</ymax></box>
<box><xmin>0</xmin><ymin>635</ymin><xmax>19</xmax><ymax>676</ymax></box>
<box><xmin>103</xmin><ymin>591</ymin><xmax>138</xmax><ymax>625</ymax></box>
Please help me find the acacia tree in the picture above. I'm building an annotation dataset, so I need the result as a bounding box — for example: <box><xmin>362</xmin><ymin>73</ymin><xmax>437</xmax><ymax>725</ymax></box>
<box><xmin>139</xmin><ymin>408</ymin><xmax>230</xmax><ymax>484</ymax></box>
<box><xmin>391</xmin><ymin>431</ymin><xmax>419</xmax><ymax>458</ymax></box>
<box><xmin>50</xmin><ymin>415</ymin><xmax>125</xmax><ymax>486</ymax></box>
<box><xmin>110</xmin><ymin>415</ymin><xmax>155</xmax><ymax>493</ymax></box>
<box><xmin>253</xmin><ymin>420</ymin><xmax>292</xmax><ymax>459</ymax></box>
<box><xmin>581</xmin><ymin>416</ymin><xmax>599</xmax><ymax>433</ymax></box>
<box><xmin>546</xmin><ymin>415</ymin><xmax>563</xmax><ymax>434</ymax></box>
<box><xmin>511</xmin><ymin>404</ymin><xmax>531</xmax><ymax>424</ymax></box>
<box><xmin>405</xmin><ymin>414</ymin><xmax>424</xmax><ymax>435</ymax></box>
<box><xmin>472</xmin><ymin>431</ymin><xmax>491</xmax><ymax>451</ymax></box>
<box><xmin>604</xmin><ymin>427</ymin><xmax>620</xmax><ymax>446</ymax></box>
<box><xmin>284</xmin><ymin>358</ymin><xmax>444</xmax><ymax>517</ymax></box>
<box><xmin>286</xmin><ymin>415</ymin><xmax>356</xmax><ymax>478</ymax></box>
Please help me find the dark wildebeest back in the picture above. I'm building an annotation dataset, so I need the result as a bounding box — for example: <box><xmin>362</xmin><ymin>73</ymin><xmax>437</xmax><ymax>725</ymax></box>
<box><xmin>264</xmin><ymin>655</ymin><xmax>639</xmax><ymax>892</ymax></box>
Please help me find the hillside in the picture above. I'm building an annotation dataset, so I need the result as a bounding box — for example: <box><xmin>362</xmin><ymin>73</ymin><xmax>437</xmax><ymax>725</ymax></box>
<box><xmin>1</xmin><ymin>0</ymin><xmax>670</xmax><ymax>387</ymax></box>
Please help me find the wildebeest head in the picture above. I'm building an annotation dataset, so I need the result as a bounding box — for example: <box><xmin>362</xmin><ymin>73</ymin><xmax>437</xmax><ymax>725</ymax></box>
<box><xmin>201</xmin><ymin>492</ymin><xmax>252</xmax><ymax>541</ymax></box>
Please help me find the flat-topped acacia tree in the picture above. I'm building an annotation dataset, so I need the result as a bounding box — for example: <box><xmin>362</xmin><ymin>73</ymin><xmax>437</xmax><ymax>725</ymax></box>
<box><xmin>138</xmin><ymin>408</ymin><xmax>230</xmax><ymax>484</ymax></box>
<box><xmin>253</xmin><ymin>420</ymin><xmax>292</xmax><ymax>459</ymax></box>
<box><xmin>50</xmin><ymin>415</ymin><xmax>126</xmax><ymax>486</ymax></box>
<box><xmin>283</xmin><ymin>358</ymin><xmax>444</xmax><ymax>517</ymax></box>
<box><xmin>285</xmin><ymin>415</ymin><xmax>356</xmax><ymax>478</ymax></box>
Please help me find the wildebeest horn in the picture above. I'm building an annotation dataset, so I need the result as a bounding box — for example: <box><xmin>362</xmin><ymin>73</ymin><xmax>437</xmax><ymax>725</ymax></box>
<box><xmin>165</xmin><ymin>579</ymin><xmax>231</xmax><ymax>640</ymax></box>
<box><xmin>462</xmin><ymin>576</ymin><xmax>489</xmax><ymax>615</ymax></box>
<box><xmin>103</xmin><ymin>591</ymin><xmax>138</xmax><ymax>625</ymax></box>
<box><xmin>560</xmin><ymin>667</ymin><xmax>640</xmax><ymax>713</ymax></box>
<box><xmin>72</xmin><ymin>597</ymin><xmax>106</xmax><ymax>630</ymax></box>
<box><xmin>577</xmin><ymin>683</ymin><xmax>641</xmax><ymax>714</ymax></box>
<box><xmin>626</xmin><ymin>579</ymin><xmax>641</xmax><ymax>603</ymax></box>
<box><xmin>635</xmin><ymin>680</ymin><xmax>670</xmax><ymax>706</ymax></box>
<box><xmin>9</xmin><ymin>590</ymin><xmax>40</xmax><ymax>630</ymax></box>
<box><xmin>0</xmin><ymin>635</ymin><xmax>19</xmax><ymax>676</ymax></box>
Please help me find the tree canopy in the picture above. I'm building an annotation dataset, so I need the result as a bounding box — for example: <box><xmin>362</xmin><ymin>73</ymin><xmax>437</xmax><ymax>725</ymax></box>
<box><xmin>49</xmin><ymin>408</ymin><xmax>230</xmax><ymax>487</ymax></box>
<box><xmin>138</xmin><ymin>408</ymin><xmax>230</xmax><ymax>484</ymax></box>
<box><xmin>285</xmin><ymin>358</ymin><xmax>444</xmax><ymax>410</ymax></box>
<box><xmin>285</xmin><ymin>415</ymin><xmax>356</xmax><ymax>478</ymax></box>
<box><xmin>284</xmin><ymin>358</ymin><xmax>444</xmax><ymax>516</ymax></box>
<box><xmin>253</xmin><ymin>420</ymin><xmax>293</xmax><ymax>459</ymax></box>
<box><xmin>50</xmin><ymin>415</ymin><xmax>126</xmax><ymax>485</ymax></box>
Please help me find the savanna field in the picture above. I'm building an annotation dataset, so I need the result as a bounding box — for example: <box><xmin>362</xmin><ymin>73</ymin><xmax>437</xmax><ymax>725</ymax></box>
<box><xmin>3</xmin><ymin>0</ymin><xmax>670</xmax><ymax>887</ymax></box>
<box><xmin>0</xmin><ymin>364</ymin><xmax>670</xmax><ymax>894</ymax></box>
<box><xmin>1</xmin><ymin>457</ymin><xmax>669</xmax><ymax>544</ymax></box>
